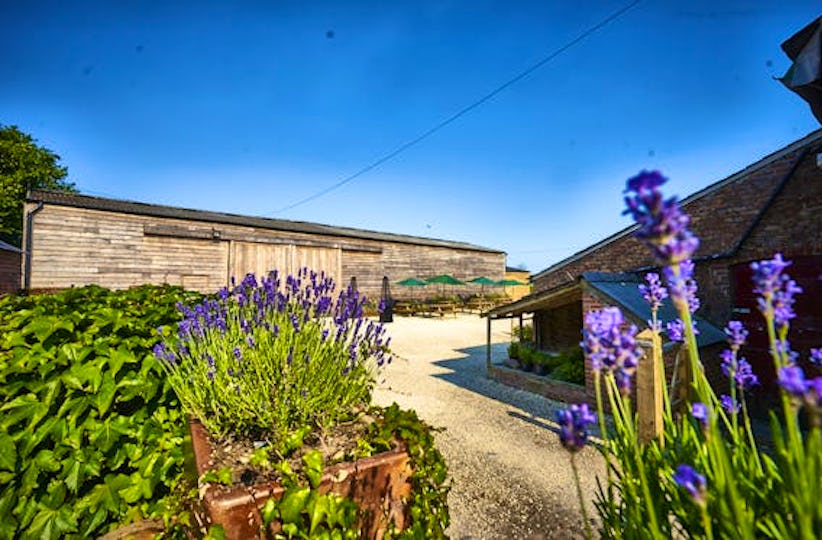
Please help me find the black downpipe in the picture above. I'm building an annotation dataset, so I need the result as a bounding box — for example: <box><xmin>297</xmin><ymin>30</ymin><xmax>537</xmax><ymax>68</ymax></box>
<box><xmin>23</xmin><ymin>200</ymin><xmax>44</xmax><ymax>292</ymax></box>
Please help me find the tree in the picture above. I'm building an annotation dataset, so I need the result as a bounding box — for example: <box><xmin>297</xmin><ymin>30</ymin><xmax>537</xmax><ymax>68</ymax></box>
<box><xmin>0</xmin><ymin>125</ymin><xmax>76</xmax><ymax>247</ymax></box>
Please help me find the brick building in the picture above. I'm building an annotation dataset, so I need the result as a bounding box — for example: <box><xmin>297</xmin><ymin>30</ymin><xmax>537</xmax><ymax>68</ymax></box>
<box><xmin>0</xmin><ymin>240</ymin><xmax>22</xmax><ymax>295</ymax></box>
<box><xmin>488</xmin><ymin>129</ymin><xmax>822</xmax><ymax>408</ymax></box>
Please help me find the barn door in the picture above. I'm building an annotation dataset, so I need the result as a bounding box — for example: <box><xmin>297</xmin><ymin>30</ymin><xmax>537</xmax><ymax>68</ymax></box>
<box><xmin>228</xmin><ymin>242</ymin><xmax>341</xmax><ymax>285</ymax></box>
<box><xmin>229</xmin><ymin>242</ymin><xmax>293</xmax><ymax>283</ymax></box>
<box><xmin>295</xmin><ymin>246</ymin><xmax>341</xmax><ymax>283</ymax></box>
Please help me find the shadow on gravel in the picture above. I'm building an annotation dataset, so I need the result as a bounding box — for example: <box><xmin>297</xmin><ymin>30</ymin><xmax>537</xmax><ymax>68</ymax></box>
<box><xmin>431</xmin><ymin>343</ymin><xmax>568</xmax><ymax>431</ymax></box>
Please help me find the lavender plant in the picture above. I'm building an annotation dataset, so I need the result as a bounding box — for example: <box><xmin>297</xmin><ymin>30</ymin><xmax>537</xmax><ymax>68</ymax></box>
<box><xmin>558</xmin><ymin>170</ymin><xmax>821</xmax><ymax>539</ymax></box>
<box><xmin>155</xmin><ymin>268</ymin><xmax>391</xmax><ymax>446</ymax></box>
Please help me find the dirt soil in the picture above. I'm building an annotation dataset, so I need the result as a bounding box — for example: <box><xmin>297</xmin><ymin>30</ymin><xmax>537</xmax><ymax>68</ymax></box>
<box><xmin>373</xmin><ymin>314</ymin><xmax>606</xmax><ymax>539</ymax></box>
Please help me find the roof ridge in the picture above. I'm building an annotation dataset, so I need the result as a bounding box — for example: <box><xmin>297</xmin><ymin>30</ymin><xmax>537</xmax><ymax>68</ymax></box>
<box><xmin>532</xmin><ymin>129</ymin><xmax>822</xmax><ymax>280</ymax></box>
<box><xmin>26</xmin><ymin>189</ymin><xmax>504</xmax><ymax>254</ymax></box>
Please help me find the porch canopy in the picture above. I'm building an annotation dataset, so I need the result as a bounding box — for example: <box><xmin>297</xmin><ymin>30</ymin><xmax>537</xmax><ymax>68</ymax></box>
<box><xmin>484</xmin><ymin>271</ymin><xmax>726</xmax><ymax>369</ymax></box>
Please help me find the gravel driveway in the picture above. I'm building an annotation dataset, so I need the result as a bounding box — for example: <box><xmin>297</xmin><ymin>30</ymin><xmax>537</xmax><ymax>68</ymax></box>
<box><xmin>372</xmin><ymin>314</ymin><xmax>605</xmax><ymax>539</ymax></box>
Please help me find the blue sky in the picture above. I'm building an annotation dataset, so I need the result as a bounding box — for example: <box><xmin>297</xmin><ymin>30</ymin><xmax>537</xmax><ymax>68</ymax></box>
<box><xmin>1</xmin><ymin>1</ymin><xmax>819</xmax><ymax>273</ymax></box>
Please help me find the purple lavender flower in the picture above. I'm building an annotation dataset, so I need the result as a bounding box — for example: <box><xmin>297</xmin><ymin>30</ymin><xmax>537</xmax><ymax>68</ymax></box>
<box><xmin>556</xmin><ymin>403</ymin><xmax>597</xmax><ymax>453</ymax></box>
<box><xmin>581</xmin><ymin>307</ymin><xmax>642</xmax><ymax>394</ymax></box>
<box><xmin>720</xmin><ymin>350</ymin><xmax>759</xmax><ymax>390</ymax></box>
<box><xmin>667</xmin><ymin>319</ymin><xmax>685</xmax><ymax>342</ymax></box>
<box><xmin>811</xmin><ymin>348</ymin><xmax>822</xmax><ymax>367</ymax></box>
<box><xmin>639</xmin><ymin>272</ymin><xmax>668</xmax><ymax>311</ymax></box>
<box><xmin>721</xmin><ymin>394</ymin><xmax>740</xmax><ymax>414</ymax></box>
<box><xmin>778</xmin><ymin>365</ymin><xmax>807</xmax><ymax>397</ymax></box>
<box><xmin>233</xmin><ymin>347</ymin><xmax>242</xmax><ymax>362</ymax></box>
<box><xmin>751</xmin><ymin>253</ymin><xmax>790</xmax><ymax>298</ymax></box>
<box><xmin>691</xmin><ymin>402</ymin><xmax>709</xmax><ymax>429</ymax></box>
<box><xmin>733</xmin><ymin>358</ymin><xmax>758</xmax><ymax>390</ymax></box>
<box><xmin>724</xmin><ymin>321</ymin><xmax>748</xmax><ymax>351</ymax></box>
<box><xmin>663</xmin><ymin>259</ymin><xmax>700</xmax><ymax>314</ymax></box>
<box><xmin>751</xmin><ymin>254</ymin><xmax>803</xmax><ymax>329</ymax></box>
<box><xmin>246</xmin><ymin>336</ymin><xmax>255</xmax><ymax>348</ymax></box>
<box><xmin>673</xmin><ymin>464</ymin><xmax>706</xmax><ymax>506</ymax></box>
<box><xmin>217</xmin><ymin>287</ymin><xmax>229</xmax><ymax>301</ymax></box>
<box><xmin>773</xmin><ymin>278</ymin><xmax>802</xmax><ymax>328</ymax></box>
<box><xmin>623</xmin><ymin>170</ymin><xmax>699</xmax><ymax>264</ymax></box>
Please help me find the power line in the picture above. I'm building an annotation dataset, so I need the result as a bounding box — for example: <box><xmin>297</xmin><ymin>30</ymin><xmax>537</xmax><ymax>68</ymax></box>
<box><xmin>275</xmin><ymin>0</ymin><xmax>643</xmax><ymax>214</ymax></box>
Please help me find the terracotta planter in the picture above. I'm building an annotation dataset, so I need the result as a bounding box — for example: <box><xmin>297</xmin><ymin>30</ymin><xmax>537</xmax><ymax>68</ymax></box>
<box><xmin>189</xmin><ymin>419</ymin><xmax>413</xmax><ymax>540</ymax></box>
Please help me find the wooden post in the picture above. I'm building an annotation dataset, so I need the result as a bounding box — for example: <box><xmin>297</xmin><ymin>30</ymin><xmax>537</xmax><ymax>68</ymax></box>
<box><xmin>673</xmin><ymin>345</ymin><xmax>693</xmax><ymax>414</ymax></box>
<box><xmin>486</xmin><ymin>316</ymin><xmax>492</xmax><ymax>373</ymax></box>
<box><xmin>636</xmin><ymin>329</ymin><xmax>663</xmax><ymax>445</ymax></box>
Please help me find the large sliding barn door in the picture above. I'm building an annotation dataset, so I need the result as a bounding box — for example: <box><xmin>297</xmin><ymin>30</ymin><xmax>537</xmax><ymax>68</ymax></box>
<box><xmin>295</xmin><ymin>246</ymin><xmax>341</xmax><ymax>282</ymax></box>
<box><xmin>228</xmin><ymin>241</ymin><xmax>340</xmax><ymax>285</ymax></box>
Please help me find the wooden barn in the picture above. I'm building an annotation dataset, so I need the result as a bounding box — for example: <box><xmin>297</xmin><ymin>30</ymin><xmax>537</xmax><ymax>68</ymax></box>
<box><xmin>0</xmin><ymin>240</ymin><xmax>22</xmax><ymax>295</ymax></box>
<box><xmin>21</xmin><ymin>190</ymin><xmax>505</xmax><ymax>299</ymax></box>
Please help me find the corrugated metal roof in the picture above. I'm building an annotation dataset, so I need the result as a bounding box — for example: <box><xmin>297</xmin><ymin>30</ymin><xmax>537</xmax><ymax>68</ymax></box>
<box><xmin>0</xmin><ymin>240</ymin><xmax>22</xmax><ymax>253</ymax></box>
<box><xmin>27</xmin><ymin>190</ymin><xmax>504</xmax><ymax>254</ymax></box>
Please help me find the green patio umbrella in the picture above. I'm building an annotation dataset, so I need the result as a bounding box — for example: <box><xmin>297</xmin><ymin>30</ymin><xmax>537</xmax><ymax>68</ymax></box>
<box><xmin>426</xmin><ymin>274</ymin><xmax>465</xmax><ymax>285</ymax></box>
<box><xmin>395</xmin><ymin>277</ymin><xmax>428</xmax><ymax>287</ymax></box>
<box><xmin>468</xmin><ymin>276</ymin><xmax>498</xmax><ymax>286</ymax></box>
<box><xmin>426</xmin><ymin>274</ymin><xmax>465</xmax><ymax>296</ymax></box>
<box><xmin>468</xmin><ymin>276</ymin><xmax>500</xmax><ymax>296</ymax></box>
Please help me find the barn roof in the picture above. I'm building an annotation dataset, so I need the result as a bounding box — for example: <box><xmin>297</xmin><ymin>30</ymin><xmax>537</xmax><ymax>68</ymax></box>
<box><xmin>532</xmin><ymin>128</ymin><xmax>822</xmax><ymax>282</ymax></box>
<box><xmin>27</xmin><ymin>190</ymin><xmax>504</xmax><ymax>254</ymax></box>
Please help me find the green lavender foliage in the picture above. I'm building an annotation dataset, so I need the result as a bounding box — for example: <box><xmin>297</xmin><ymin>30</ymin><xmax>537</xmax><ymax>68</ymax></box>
<box><xmin>156</xmin><ymin>269</ymin><xmax>392</xmax><ymax>447</ymax></box>
<box><xmin>580</xmin><ymin>172</ymin><xmax>822</xmax><ymax>539</ymax></box>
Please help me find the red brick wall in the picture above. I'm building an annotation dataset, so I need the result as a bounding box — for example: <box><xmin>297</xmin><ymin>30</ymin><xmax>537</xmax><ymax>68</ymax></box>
<box><xmin>0</xmin><ymin>250</ymin><xmax>21</xmax><ymax>295</ymax></box>
<box><xmin>534</xmin><ymin>300</ymin><xmax>582</xmax><ymax>352</ymax></box>
<box><xmin>533</xmin><ymin>141</ymin><xmax>822</xmax><ymax>332</ymax></box>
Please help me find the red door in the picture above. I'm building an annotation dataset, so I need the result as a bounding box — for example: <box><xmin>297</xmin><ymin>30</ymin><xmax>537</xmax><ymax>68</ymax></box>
<box><xmin>731</xmin><ymin>255</ymin><xmax>821</xmax><ymax>413</ymax></box>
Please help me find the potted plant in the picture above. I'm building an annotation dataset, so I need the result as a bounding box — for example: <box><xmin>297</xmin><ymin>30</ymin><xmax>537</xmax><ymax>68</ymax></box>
<box><xmin>505</xmin><ymin>341</ymin><xmax>521</xmax><ymax>369</ymax></box>
<box><xmin>531</xmin><ymin>350</ymin><xmax>550</xmax><ymax>376</ymax></box>
<box><xmin>155</xmin><ymin>269</ymin><xmax>449</xmax><ymax>539</ymax></box>
<box><xmin>518</xmin><ymin>346</ymin><xmax>535</xmax><ymax>372</ymax></box>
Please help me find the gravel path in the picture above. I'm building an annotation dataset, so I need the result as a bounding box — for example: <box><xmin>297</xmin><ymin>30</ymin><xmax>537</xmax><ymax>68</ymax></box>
<box><xmin>372</xmin><ymin>314</ymin><xmax>605</xmax><ymax>539</ymax></box>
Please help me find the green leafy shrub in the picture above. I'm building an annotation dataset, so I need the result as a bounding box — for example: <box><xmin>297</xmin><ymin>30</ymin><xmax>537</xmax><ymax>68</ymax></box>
<box><xmin>0</xmin><ymin>284</ymin><xmax>202</xmax><ymax>539</ymax></box>
<box><xmin>507</xmin><ymin>342</ymin><xmax>520</xmax><ymax>360</ymax></box>
<box><xmin>549</xmin><ymin>347</ymin><xmax>585</xmax><ymax>385</ymax></box>
<box><xmin>513</xmin><ymin>323</ymin><xmax>533</xmax><ymax>342</ymax></box>
<box><xmin>517</xmin><ymin>345</ymin><xmax>534</xmax><ymax>370</ymax></box>
<box><xmin>550</xmin><ymin>357</ymin><xmax>585</xmax><ymax>385</ymax></box>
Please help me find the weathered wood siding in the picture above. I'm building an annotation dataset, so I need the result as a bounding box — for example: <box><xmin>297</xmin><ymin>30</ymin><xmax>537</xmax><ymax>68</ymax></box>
<box><xmin>25</xmin><ymin>202</ymin><xmax>505</xmax><ymax>299</ymax></box>
<box><xmin>25</xmin><ymin>204</ymin><xmax>228</xmax><ymax>291</ymax></box>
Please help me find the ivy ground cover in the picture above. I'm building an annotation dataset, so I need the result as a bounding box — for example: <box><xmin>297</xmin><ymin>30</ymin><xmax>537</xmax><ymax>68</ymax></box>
<box><xmin>0</xmin><ymin>284</ymin><xmax>202</xmax><ymax>539</ymax></box>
